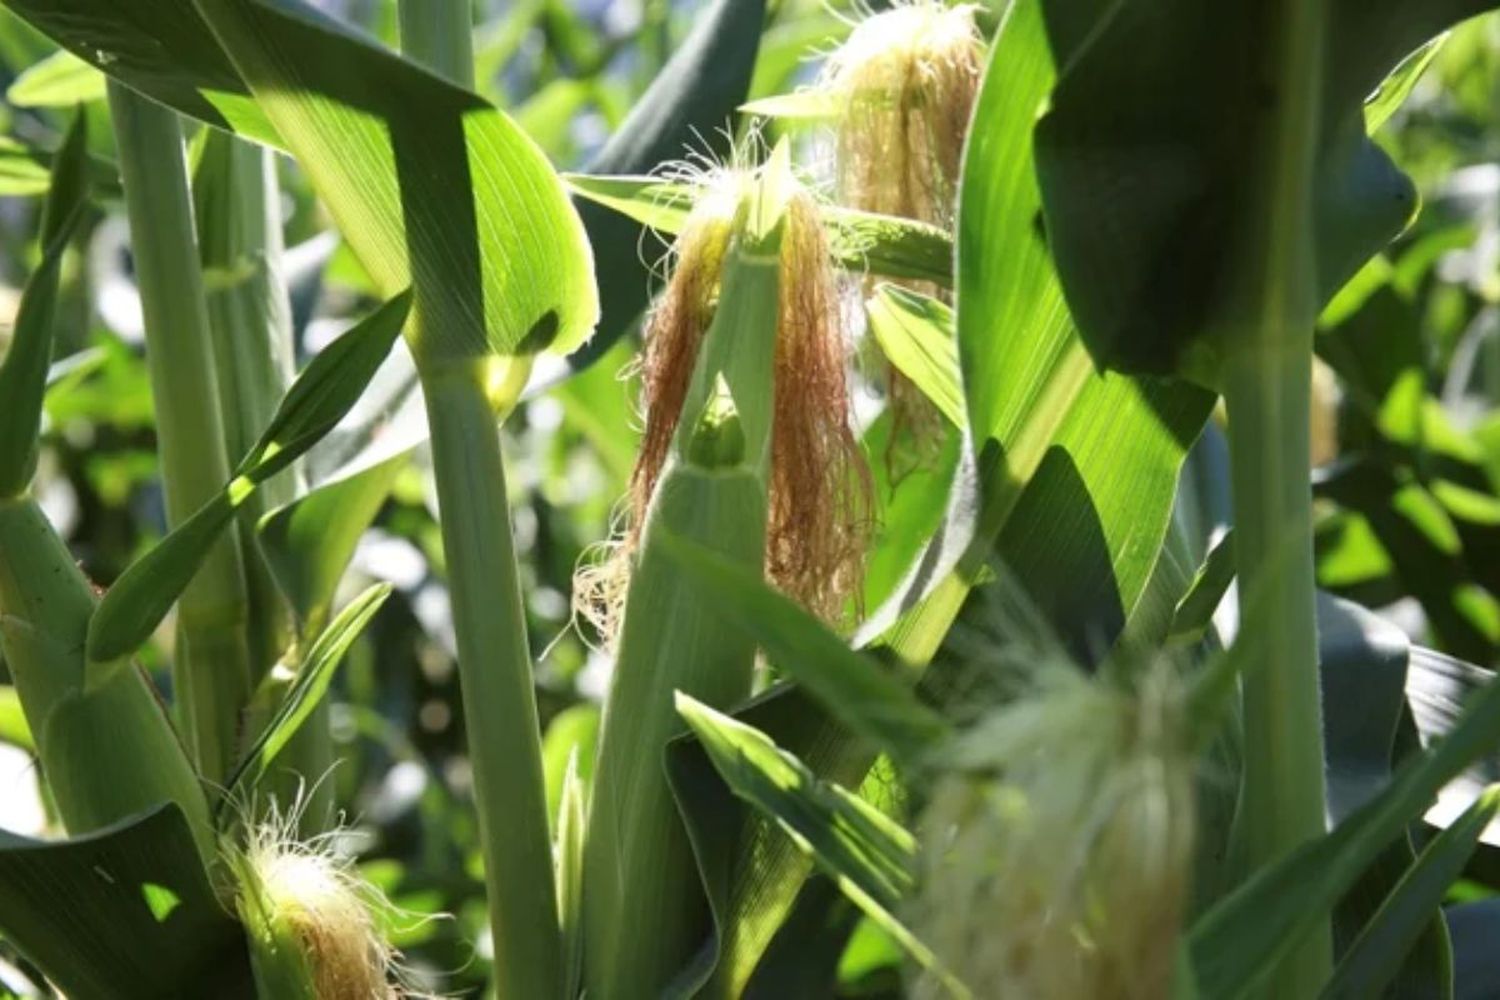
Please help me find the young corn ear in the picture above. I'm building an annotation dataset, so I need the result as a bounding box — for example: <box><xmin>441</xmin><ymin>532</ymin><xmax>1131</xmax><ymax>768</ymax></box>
<box><xmin>820</xmin><ymin>1</ymin><xmax>983</xmax><ymax>459</ymax></box>
<box><xmin>582</xmin><ymin>145</ymin><xmax>869</xmax><ymax>997</ymax></box>
<box><xmin>227</xmin><ymin>810</ymin><xmax>399</xmax><ymax>1000</ymax></box>
<box><xmin>912</xmin><ymin>658</ymin><xmax>1196</xmax><ymax>999</ymax></box>
<box><xmin>576</xmin><ymin>159</ymin><xmax>869</xmax><ymax>637</ymax></box>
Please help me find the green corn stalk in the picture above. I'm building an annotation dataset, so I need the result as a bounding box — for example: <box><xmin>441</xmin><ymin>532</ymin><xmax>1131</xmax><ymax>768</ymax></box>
<box><xmin>397</xmin><ymin>5</ymin><xmax>562</xmax><ymax>996</ymax></box>
<box><xmin>106</xmin><ymin>81</ymin><xmax>253</xmax><ymax>785</ymax></box>
<box><xmin>1219</xmin><ymin>1</ymin><xmax>1331</xmax><ymax>993</ymax></box>
<box><xmin>583</xmin><ymin>156</ymin><xmax>793</xmax><ymax>998</ymax></box>
<box><xmin>0</xmin><ymin>111</ymin><xmax>211</xmax><ymax>861</ymax></box>
<box><xmin>193</xmin><ymin>129</ymin><xmax>333</xmax><ymax>831</ymax></box>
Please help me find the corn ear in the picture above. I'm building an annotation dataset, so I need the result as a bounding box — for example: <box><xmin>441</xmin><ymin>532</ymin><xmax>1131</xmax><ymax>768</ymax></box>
<box><xmin>582</xmin><ymin>157</ymin><xmax>792</xmax><ymax>997</ymax></box>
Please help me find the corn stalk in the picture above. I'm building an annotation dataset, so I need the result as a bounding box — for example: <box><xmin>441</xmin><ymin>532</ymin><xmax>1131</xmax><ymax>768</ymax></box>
<box><xmin>107</xmin><ymin>81</ymin><xmax>253</xmax><ymax>784</ymax></box>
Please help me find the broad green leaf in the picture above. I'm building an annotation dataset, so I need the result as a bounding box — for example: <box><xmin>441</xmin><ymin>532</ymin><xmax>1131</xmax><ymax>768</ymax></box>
<box><xmin>661</xmin><ymin>531</ymin><xmax>951</xmax><ymax>763</ymax></box>
<box><xmin>1190</xmin><ymin>644</ymin><xmax>1500</xmax><ymax>998</ymax></box>
<box><xmin>1032</xmin><ymin>0</ymin><xmax>1486</xmax><ymax>378</ymax></box>
<box><xmin>1322</xmin><ymin>788</ymin><xmax>1498</xmax><ymax>1000</ymax></box>
<box><xmin>6</xmin><ymin>47</ymin><xmax>103</xmax><ymax>106</ymax></box>
<box><xmin>0</xmin><ymin>109</ymin><xmax>87</xmax><ymax>499</ymax></box>
<box><xmin>674</xmin><ymin>695</ymin><xmax>963</xmax><ymax>996</ymax></box>
<box><xmin>565</xmin><ymin>174</ymin><xmax>955</xmax><ymax>287</ymax></box>
<box><xmin>865</xmin><ymin>285</ymin><xmax>964</xmax><ymax>429</ymax></box>
<box><xmin>7</xmin><ymin>0</ymin><xmax>596</xmax><ymax>367</ymax></box>
<box><xmin>219</xmin><ymin>584</ymin><xmax>391</xmax><ymax>809</ymax></box>
<box><xmin>86</xmin><ymin>292</ymin><xmax>410</xmax><ymax>670</ymax></box>
<box><xmin>0</xmin><ymin>804</ymin><xmax>247</xmax><ymax>999</ymax></box>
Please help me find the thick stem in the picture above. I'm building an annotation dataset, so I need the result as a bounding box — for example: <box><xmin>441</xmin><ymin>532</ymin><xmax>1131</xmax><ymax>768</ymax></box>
<box><xmin>107</xmin><ymin>81</ymin><xmax>252</xmax><ymax>783</ymax></box>
<box><xmin>423</xmin><ymin>364</ymin><xmax>561</xmax><ymax>999</ymax></box>
<box><xmin>1223</xmin><ymin>0</ymin><xmax>1330</xmax><ymax>993</ymax></box>
<box><xmin>195</xmin><ymin>131</ymin><xmax>333</xmax><ymax>830</ymax></box>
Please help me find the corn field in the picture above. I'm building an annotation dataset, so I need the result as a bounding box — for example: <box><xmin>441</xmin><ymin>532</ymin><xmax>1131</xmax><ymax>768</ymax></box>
<box><xmin>5</xmin><ymin>0</ymin><xmax>1500</xmax><ymax>997</ymax></box>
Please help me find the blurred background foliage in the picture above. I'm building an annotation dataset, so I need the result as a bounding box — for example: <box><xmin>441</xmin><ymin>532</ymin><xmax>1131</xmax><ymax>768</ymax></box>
<box><xmin>2</xmin><ymin>0</ymin><xmax>1500</xmax><ymax>995</ymax></box>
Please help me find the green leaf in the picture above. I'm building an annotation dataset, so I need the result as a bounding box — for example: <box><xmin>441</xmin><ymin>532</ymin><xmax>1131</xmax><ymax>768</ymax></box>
<box><xmin>86</xmin><ymin>292</ymin><xmax>410</xmax><ymax>670</ymax></box>
<box><xmin>0</xmin><ymin>804</ymin><xmax>248</xmax><ymax>999</ymax></box>
<box><xmin>864</xmin><ymin>285</ymin><xmax>964</xmax><ymax>429</ymax></box>
<box><xmin>1322</xmin><ymin>788</ymin><xmax>1499</xmax><ymax>1000</ymax></box>
<box><xmin>6</xmin><ymin>48</ymin><xmax>103</xmax><ymax>106</ymax></box>
<box><xmin>1190</xmin><ymin>644</ymin><xmax>1500</xmax><ymax>998</ymax></box>
<box><xmin>661</xmin><ymin>531</ymin><xmax>951</xmax><ymax>763</ymax></box>
<box><xmin>1167</xmin><ymin>530</ymin><xmax>1235</xmax><ymax>646</ymax></box>
<box><xmin>565</xmin><ymin>174</ymin><xmax>955</xmax><ymax>288</ymax></box>
<box><xmin>1032</xmin><ymin>0</ymin><xmax>1486</xmax><ymax>378</ymax></box>
<box><xmin>6</xmin><ymin>0</ymin><xmax>596</xmax><ymax>366</ymax></box>
<box><xmin>674</xmin><ymin>694</ymin><xmax>964</xmax><ymax>996</ymax></box>
<box><xmin>0</xmin><ymin>108</ymin><xmax>87</xmax><ymax>499</ymax></box>
<box><xmin>1365</xmin><ymin>32</ymin><xmax>1448</xmax><ymax>134</ymax></box>
<box><xmin>219</xmin><ymin>583</ymin><xmax>391</xmax><ymax>810</ymax></box>
<box><xmin>257</xmin><ymin>455</ymin><xmax>404</xmax><ymax>628</ymax></box>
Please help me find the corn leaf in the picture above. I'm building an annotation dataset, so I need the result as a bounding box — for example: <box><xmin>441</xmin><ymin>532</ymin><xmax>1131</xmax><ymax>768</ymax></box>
<box><xmin>0</xmin><ymin>803</ymin><xmax>248</xmax><ymax>999</ymax></box>
<box><xmin>0</xmin><ymin>686</ymin><xmax>32</xmax><ymax>751</ymax></box>
<box><xmin>566</xmin><ymin>173</ymin><xmax>955</xmax><ymax>288</ymax></box>
<box><xmin>6</xmin><ymin>47</ymin><xmax>103</xmax><ymax>106</ymax></box>
<box><xmin>219</xmin><ymin>583</ymin><xmax>391</xmax><ymax>811</ymax></box>
<box><xmin>1032</xmin><ymin>0</ymin><xmax>1490</xmax><ymax>379</ymax></box>
<box><xmin>1189</xmin><ymin>647</ymin><xmax>1500</xmax><ymax>998</ymax></box>
<box><xmin>86</xmin><ymin>292</ymin><xmax>410</xmax><ymax>671</ymax></box>
<box><xmin>0</xmin><ymin>109</ymin><xmax>87</xmax><ymax>499</ymax></box>
<box><xmin>674</xmin><ymin>695</ymin><xmax>963</xmax><ymax>996</ymax></box>
<box><xmin>1322</xmin><ymin>788</ymin><xmax>1499</xmax><ymax>1000</ymax></box>
<box><xmin>864</xmin><ymin>284</ymin><xmax>964</xmax><ymax>429</ymax></box>
<box><xmin>556</xmin><ymin>749</ymin><xmax>587</xmax><ymax>1000</ymax></box>
<box><xmin>660</xmin><ymin>531</ymin><xmax>951</xmax><ymax>763</ymax></box>
<box><xmin>5</xmin><ymin>0</ymin><xmax>597</xmax><ymax>365</ymax></box>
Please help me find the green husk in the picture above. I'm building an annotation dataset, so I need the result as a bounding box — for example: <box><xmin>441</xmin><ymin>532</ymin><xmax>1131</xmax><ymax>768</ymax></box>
<box><xmin>582</xmin><ymin>163</ymin><xmax>791</xmax><ymax>998</ymax></box>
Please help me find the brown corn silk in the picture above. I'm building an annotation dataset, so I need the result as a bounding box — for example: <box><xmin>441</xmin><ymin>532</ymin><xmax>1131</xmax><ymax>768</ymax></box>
<box><xmin>577</xmin><ymin>177</ymin><xmax>870</xmax><ymax>635</ymax></box>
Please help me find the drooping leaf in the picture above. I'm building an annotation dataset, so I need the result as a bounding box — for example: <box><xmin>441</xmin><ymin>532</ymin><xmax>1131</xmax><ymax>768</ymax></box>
<box><xmin>0</xmin><ymin>804</ymin><xmax>250</xmax><ymax>999</ymax></box>
<box><xmin>6</xmin><ymin>0</ymin><xmax>597</xmax><ymax>367</ymax></box>
<box><xmin>86</xmin><ymin>292</ymin><xmax>410</xmax><ymax>671</ymax></box>
<box><xmin>675</xmin><ymin>695</ymin><xmax>963</xmax><ymax>995</ymax></box>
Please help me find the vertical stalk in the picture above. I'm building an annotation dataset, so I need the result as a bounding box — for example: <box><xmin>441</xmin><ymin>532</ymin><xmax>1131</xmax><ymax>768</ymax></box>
<box><xmin>400</xmin><ymin>6</ymin><xmax>561</xmax><ymax>996</ymax></box>
<box><xmin>423</xmin><ymin>363</ymin><xmax>561</xmax><ymax>999</ymax></box>
<box><xmin>196</xmin><ymin>130</ymin><xmax>334</xmax><ymax>830</ymax></box>
<box><xmin>107</xmin><ymin>81</ymin><xmax>252</xmax><ymax>784</ymax></box>
<box><xmin>1223</xmin><ymin>1</ymin><xmax>1330</xmax><ymax>994</ymax></box>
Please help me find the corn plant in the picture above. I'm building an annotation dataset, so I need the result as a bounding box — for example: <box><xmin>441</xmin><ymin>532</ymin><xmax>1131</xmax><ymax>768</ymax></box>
<box><xmin>4</xmin><ymin>1</ymin><xmax>1500</xmax><ymax>998</ymax></box>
